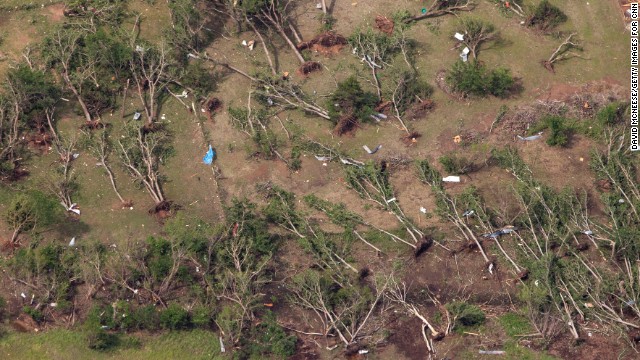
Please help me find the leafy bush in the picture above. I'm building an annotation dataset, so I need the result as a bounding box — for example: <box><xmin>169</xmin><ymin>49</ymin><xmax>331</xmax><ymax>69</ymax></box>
<box><xmin>328</xmin><ymin>76</ymin><xmax>378</xmax><ymax>124</ymax></box>
<box><xmin>23</xmin><ymin>306</ymin><xmax>44</xmax><ymax>323</ymax></box>
<box><xmin>546</xmin><ymin>116</ymin><xmax>569</xmax><ymax>146</ymax></box>
<box><xmin>527</xmin><ymin>0</ymin><xmax>567</xmax><ymax>31</ymax></box>
<box><xmin>85</xmin><ymin>307</ymin><xmax>120</xmax><ymax>351</ymax></box>
<box><xmin>191</xmin><ymin>305</ymin><xmax>214</xmax><ymax>329</ymax></box>
<box><xmin>446</xmin><ymin>301</ymin><xmax>486</xmax><ymax>328</ymax></box>
<box><xmin>133</xmin><ymin>305</ymin><xmax>161</xmax><ymax>331</ymax></box>
<box><xmin>446</xmin><ymin>61</ymin><xmax>514</xmax><ymax>98</ymax></box>
<box><xmin>239</xmin><ymin>311</ymin><xmax>297</xmax><ymax>359</ymax></box>
<box><xmin>438</xmin><ymin>154</ymin><xmax>474</xmax><ymax>175</ymax></box>
<box><xmin>160</xmin><ymin>303</ymin><xmax>191</xmax><ymax>330</ymax></box>
<box><xmin>597</xmin><ymin>102</ymin><xmax>628</xmax><ymax>126</ymax></box>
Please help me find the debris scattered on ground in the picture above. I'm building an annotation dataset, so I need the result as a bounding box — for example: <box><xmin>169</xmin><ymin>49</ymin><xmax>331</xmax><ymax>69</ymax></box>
<box><xmin>442</xmin><ymin>176</ymin><xmax>461</xmax><ymax>182</ymax></box>
<box><xmin>517</xmin><ymin>132</ymin><xmax>543</xmax><ymax>141</ymax></box>
<box><xmin>363</xmin><ymin>144</ymin><xmax>382</xmax><ymax>154</ymax></box>
<box><xmin>203</xmin><ymin>145</ymin><xmax>216</xmax><ymax>165</ymax></box>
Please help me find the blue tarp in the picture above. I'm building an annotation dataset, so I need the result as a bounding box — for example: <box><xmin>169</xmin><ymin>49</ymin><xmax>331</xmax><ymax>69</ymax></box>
<box><xmin>203</xmin><ymin>145</ymin><xmax>216</xmax><ymax>165</ymax></box>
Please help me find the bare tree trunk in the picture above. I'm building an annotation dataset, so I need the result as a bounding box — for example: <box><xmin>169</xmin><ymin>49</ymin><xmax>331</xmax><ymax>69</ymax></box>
<box><xmin>246</xmin><ymin>17</ymin><xmax>277</xmax><ymax>75</ymax></box>
<box><xmin>121</xmin><ymin>79</ymin><xmax>130</xmax><ymax>119</ymax></box>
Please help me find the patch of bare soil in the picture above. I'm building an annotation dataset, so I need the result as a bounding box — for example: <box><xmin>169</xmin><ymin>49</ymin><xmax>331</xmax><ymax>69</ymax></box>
<box><xmin>44</xmin><ymin>3</ymin><xmax>66</xmax><ymax>22</ymax></box>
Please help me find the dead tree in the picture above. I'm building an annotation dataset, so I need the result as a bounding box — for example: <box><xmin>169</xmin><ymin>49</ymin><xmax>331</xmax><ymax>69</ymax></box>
<box><xmin>0</xmin><ymin>95</ymin><xmax>21</xmax><ymax>176</ymax></box>
<box><xmin>83</xmin><ymin>129</ymin><xmax>129</xmax><ymax>207</ymax></box>
<box><xmin>385</xmin><ymin>277</ymin><xmax>444</xmax><ymax>356</ymax></box>
<box><xmin>542</xmin><ymin>33</ymin><xmax>583</xmax><ymax>73</ymax></box>
<box><xmin>252</xmin><ymin>0</ymin><xmax>306</xmax><ymax>64</ymax></box>
<box><xmin>406</xmin><ymin>0</ymin><xmax>475</xmax><ymax>23</ymax></box>
<box><xmin>46</xmin><ymin>109</ymin><xmax>78</xmax><ymax>213</ymax></box>
<box><xmin>129</xmin><ymin>43</ymin><xmax>172</xmax><ymax>128</ymax></box>
<box><xmin>116</xmin><ymin>123</ymin><xmax>171</xmax><ymax>208</ymax></box>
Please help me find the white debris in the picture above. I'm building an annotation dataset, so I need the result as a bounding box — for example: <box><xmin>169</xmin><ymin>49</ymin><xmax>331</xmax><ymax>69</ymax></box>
<box><xmin>21</xmin><ymin>292</ymin><xmax>26</xmax><ymax>299</ymax></box>
<box><xmin>442</xmin><ymin>176</ymin><xmax>461</xmax><ymax>183</ymax></box>
<box><xmin>386</xmin><ymin>197</ymin><xmax>397</xmax><ymax>204</ymax></box>
<box><xmin>50</xmin><ymin>303</ymin><xmax>57</xmax><ymax>307</ymax></box>
<box><xmin>362</xmin><ymin>145</ymin><xmax>382</xmax><ymax>154</ymax></box>
<box><xmin>72</xmin><ymin>153</ymin><xmax>80</xmax><ymax>159</ymax></box>
<box><xmin>460</xmin><ymin>46</ymin><xmax>470</xmax><ymax>62</ymax></box>
<box><xmin>340</xmin><ymin>158</ymin><xmax>364</xmax><ymax>167</ymax></box>
<box><xmin>316</xmin><ymin>3</ymin><xmax>322</xmax><ymax>9</ymax></box>
<box><xmin>219</xmin><ymin>336</ymin><xmax>226</xmax><ymax>353</ymax></box>
<box><xmin>358</xmin><ymin>350</ymin><xmax>369</xmax><ymax>354</ymax></box>
<box><xmin>420</xmin><ymin>207</ymin><xmax>427</xmax><ymax>214</ymax></box>
<box><xmin>454</xmin><ymin>32</ymin><xmax>464</xmax><ymax>41</ymax></box>
<box><xmin>241</xmin><ymin>40</ymin><xmax>247</xmax><ymax>46</ymax></box>
<box><xmin>517</xmin><ymin>132</ymin><xmax>543</xmax><ymax>141</ymax></box>
<box><xmin>314</xmin><ymin>155</ymin><xmax>332</xmax><ymax>161</ymax></box>
<box><xmin>135</xmin><ymin>45</ymin><xmax>145</xmax><ymax>53</ymax></box>
<box><xmin>582</xmin><ymin>230</ymin><xmax>594</xmax><ymax>236</ymax></box>
<box><xmin>69</xmin><ymin>237</ymin><xmax>76</xmax><ymax>247</ymax></box>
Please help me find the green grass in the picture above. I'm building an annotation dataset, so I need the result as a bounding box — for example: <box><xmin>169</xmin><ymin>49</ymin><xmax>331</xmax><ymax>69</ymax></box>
<box><xmin>499</xmin><ymin>313</ymin><xmax>533</xmax><ymax>337</ymax></box>
<box><xmin>0</xmin><ymin>329</ymin><xmax>223</xmax><ymax>360</ymax></box>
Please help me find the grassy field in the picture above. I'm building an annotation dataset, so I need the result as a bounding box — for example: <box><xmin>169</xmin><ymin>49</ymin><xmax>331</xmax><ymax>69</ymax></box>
<box><xmin>0</xmin><ymin>329</ymin><xmax>222</xmax><ymax>360</ymax></box>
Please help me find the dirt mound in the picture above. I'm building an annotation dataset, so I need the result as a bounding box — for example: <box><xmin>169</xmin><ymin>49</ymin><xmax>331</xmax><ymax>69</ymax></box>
<box><xmin>12</xmin><ymin>313</ymin><xmax>39</xmax><ymax>332</ymax></box>
<box><xmin>375</xmin><ymin>15</ymin><xmax>394</xmax><ymax>35</ymax></box>
<box><xmin>297</xmin><ymin>32</ymin><xmax>347</xmax><ymax>56</ymax></box>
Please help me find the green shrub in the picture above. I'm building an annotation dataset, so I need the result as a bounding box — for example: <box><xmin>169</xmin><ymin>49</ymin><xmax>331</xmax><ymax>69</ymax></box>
<box><xmin>439</xmin><ymin>154</ymin><xmax>474</xmax><ymax>175</ymax></box>
<box><xmin>446</xmin><ymin>61</ymin><xmax>514</xmax><ymax>98</ymax></box>
<box><xmin>160</xmin><ymin>303</ymin><xmax>191</xmax><ymax>330</ymax></box>
<box><xmin>545</xmin><ymin>116</ymin><xmax>570</xmax><ymax>147</ymax></box>
<box><xmin>597</xmin><ymin>102</ymin><xmax>627</xmax><ymax>126</ymax></box>
<box><xmin>23</xmin><ymin>306</ymin><xmax>44</xmax><ymax>323</ymax></box>
<box><xmin>133</xmin><ymin>305</ymin><xmax>161</xmax><ymax>331</ymax></box>
<box><xmin>191</xmin><ymin>305</ymin><xmax>213</xmax><ymax>329</ymax></box>
<box><xmin>84</xmin><ymin>306</ymin><xmax>121</xmax><ymax>351</ymax></box>
<box><xmin>527</xmin><ymin>0</ymin><xmax>567</xmax><ymax>31</ymax></box>
<box><xmin>240</xmin><ymin>311</ymin><xmax>297</xmax><ymax>359</ymax></box>
<box><xmin>446</xmin><ymin>301</ymin><xmax>486</xmax><ymax>328</ymax></box>
<box><xmin>328</xmin><ymin>76</ymin><xmax>378</xmax><ymax>124</ymax></box>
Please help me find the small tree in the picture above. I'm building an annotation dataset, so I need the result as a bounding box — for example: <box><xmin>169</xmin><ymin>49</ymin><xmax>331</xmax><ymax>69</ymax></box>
<box><xmin>526</xmin><ymin>0</ymin><xmax>567</xmax><ymax>32</ymax></box>
<box><xmin>4</xmin><ymin>191</ymin><xmax>62</xmax><ymax>244</ymax></box>
<box><xmin>458</xmin><ymin>17</ymin><xmax>499</xmax><ymax>59</ymax></box>
<box><xmin>328</xmin><ymin>76</ymin><xmax>377</xmax><ymax>131</ymax></box>
<box><xmin>116</xmin><ymin>122</ymin><xmax>173</xmax><ymax>208</ymax></box>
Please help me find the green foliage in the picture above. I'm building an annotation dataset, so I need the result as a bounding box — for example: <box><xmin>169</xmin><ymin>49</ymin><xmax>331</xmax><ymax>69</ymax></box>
<box><xmin>438</xmin><ymin>154</ymin><xmax>474</xmax><ymax>175</ymax></box>
<box><xmin>391</xmin><ymin>71</ymin><xmax>434</xmax><ymax>117</ymax></box>
<box><xmin>596</xmin><ymin>102</ymin><xmax>628</xmax><ymax>126</ymax></box>
<box><xmin>224</xmin><ymin>198</ymin><xmax>278</xmax><ymax>256</ymax></box>
<box><xmin>160</xmin><ymin>303</ymin><xmax>191</xmax><ymax>330</ymax></box>
<box><xmin>84</xmin><ymin>307</ymin><xmax>120</xmax><ymax>351</ymax></box>
<box><xmin>416</xmin><ymin>159</ymin><xmax>443</xmax><ymax>187</ymax></box>
<box><xmin>304</xmin><ymin>194</ymin><xmax>363</xmax><ymax>229</ymax></box>
<box><xmin>23</xmin><ymin>306</ymin><xmax>44</xmax><ymax>323</ymax></box>
<box><xmin>5</xmin><ymin>65</ymin><xmax>60</xmax><ymax>131</ymax></box>
<box><xmin>9</xmin><ymin>242</ymin><xmax>79</xmax><ymax>303</ymax></box>
<box><xmin>490</xmin><ymin>147</ymin><xmax>531</xmax><ymax>181</ymax></box>
<box><xmin>328</xmin><ymin>76</ymin><xmax>378</xmax><ymax>124</ymax></box>
<box><xmin>190</xmin><ymin>305</ymin><xmax>213</xmax><ymax>329</ymax></box>
<box><xmin>446</xmin><ymin>61</ymin><xmax>514</xmax><ymax>98</ymax></box>
<box><xmin>527</xmin><ymin>0</ymin><xmax>567</xmax><ymax>31</ymax></box>
<box><xmin>530</xmin><ymin>116</ymin><xmax>570</xmax><ymax>147</ymax></box>
<box><xmin>446</xmin><ymin>301</ymin><xmax>486</xmax><ymax>328</ymax></box>
<box><xmin>239</xmin><ymin>311</ymin><xmax>297</xmax><ymax>359</ymax></box>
